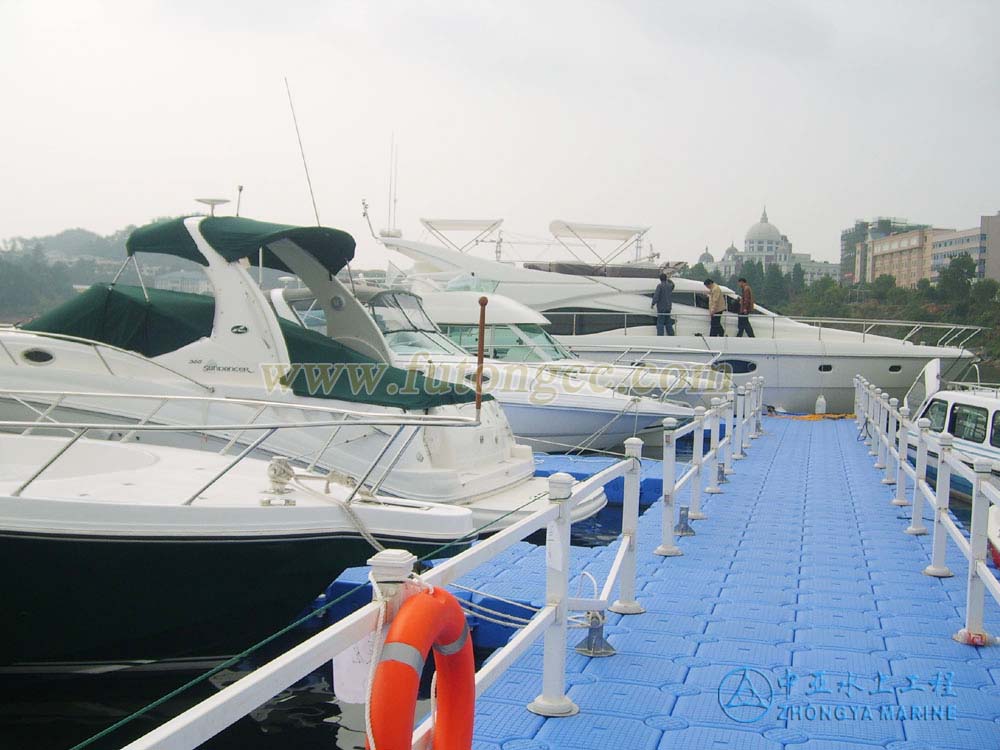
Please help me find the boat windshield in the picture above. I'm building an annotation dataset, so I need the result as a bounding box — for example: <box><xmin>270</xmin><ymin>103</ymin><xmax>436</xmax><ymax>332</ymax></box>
<box><xmin>368</xmin><ymin>292</ymin><xmax>467</xmax><ymax>356</ymax></box>
<box><xmin>445</xmin><ymin>272</ymin><xmax>500</xmax><ymax>293</ymax></box>
<box><xmin>441</xmin><ymin>323</ymin><xmax>574</xmax><ymax>362</ymax></box>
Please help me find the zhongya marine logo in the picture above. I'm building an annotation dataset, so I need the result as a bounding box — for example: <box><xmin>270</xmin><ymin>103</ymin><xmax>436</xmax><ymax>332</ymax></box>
<box><xmin>718</xmin><ymin>667</ymin><xmax>773</xmax><ymax>723</ymax></box>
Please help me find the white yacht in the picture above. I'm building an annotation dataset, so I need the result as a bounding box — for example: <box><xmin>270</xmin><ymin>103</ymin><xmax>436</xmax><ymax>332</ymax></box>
<box><xmin>1</xmin><ymin>216</ymin><xmax>605</xmax><ymax>527</ymax></box>
<box><xmin>271</xmin><ymin>285</ymin><xmax>694</xmax><ymax>451</ymax></box>
<box><xmin>383</xmin><ymin>231</ymin><xmax>978</xmax><ymax>413</ymax></box>
<box><xmin>0</xmin><ymin>394</ymin><xmax>477</xmax><ymax>667</ymax></box>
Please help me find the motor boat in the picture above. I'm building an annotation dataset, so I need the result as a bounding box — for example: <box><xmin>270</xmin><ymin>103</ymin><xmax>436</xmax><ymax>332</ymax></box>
<box><xmin>271</xmin><ymin>285</ymin><xmax>694</xmax><ymax>452</ymax></box>
<box><xmin>1</xmin><ymin>216</ymin><xmax>604</xmax><ymax>527</ymax></box>
<box><xmin>0</xmin><ymin>394</ymin><xmax>477</xmax><ymax>667</ymax></box>
<box><xmin>383</xmin><ymin>229</ymin><xmax>978</xmax><ymax>413</ymax></box>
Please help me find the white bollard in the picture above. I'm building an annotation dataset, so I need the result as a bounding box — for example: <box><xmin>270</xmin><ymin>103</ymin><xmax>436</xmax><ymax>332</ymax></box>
<box><xmin>528</xmin><ymin>472</ymin><xmax>579</xmax><ymax>717</ymax></box>
<box><xmin>875</xmin><ymin>393</ymin><xmax>890</xmax><ymax>470</ymax></box>
<box><xmin>953</xmin><ymin>459</ymin><xmax>996</xmax><ymax>646</ymax></box>
<box><xmin>733</xmin><ymin>387</ymin><xmax>746</xmax><ymax>460</ymax></box>
<box><xmin>882</xmin><ymin>398</ymin><xmax>898</xmax><ymax>485</ymax></box>
<box><xmin>905</xmin><ymin>418</ymin><xmax>931</xmax><ymax>535</ymax></box>
<box><xmin>611</xmin><ymin>437</ymin><xmax>645</xmax><ymax>615</ymax></box>
<box><xmin>655</xmin><ymin>418</ymin><xmax>682</xmax><ymax>557</ymax></box>
<box><xmin>689</xmin><ymin>407</ymin><xmax>707</xmax><ymax>520</ymax></box>
<box><xmin>924</xmin><ymin>433</ymin><xmax>955</xmax><ymax>578</ymax></box>
<box><xmin>869</xmin><ymin>389</ymin><xmax>883</xmax><ymax>455</ymax></box>
<box><xmin>706</xmin><ymin>398</ymin><xmax>723</xmax><ymax>495</ymax></box>
<box><xmin>742</xmin><ymin>383</ymin><xmax>753</xmax><ymax>451</ymax></box>
<box><xmin>893</xmin><ymin>406</ymin><xmax>911</xmax><ymax>506</ymax></box>
<box><xmin>753</xmin><ymin>377</ymin><xmax>764</xmax><ymax>437</ymax></box>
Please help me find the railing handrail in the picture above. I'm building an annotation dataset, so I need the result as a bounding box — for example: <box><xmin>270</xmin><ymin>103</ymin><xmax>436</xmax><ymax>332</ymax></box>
<box><xmin>855</xmin><ymin>374</ymin><xmax>999</xmax><ymax>647</ymax></box>
<box><xmin>118</xmin><ymin>377</ymin><xmax>768</xmax><ymax>750</ymax></box>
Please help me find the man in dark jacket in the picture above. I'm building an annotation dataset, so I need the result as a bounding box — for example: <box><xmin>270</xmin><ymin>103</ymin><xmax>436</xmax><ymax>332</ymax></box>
<box><xmin>737</xmin><ymin>277</ymin><xmax>755</xmax><ymax>338</ymax></box>
<box><xmin>651</xmin><ymin>273</ymin><xmax>675</xmax><ymax>335</ymax></box>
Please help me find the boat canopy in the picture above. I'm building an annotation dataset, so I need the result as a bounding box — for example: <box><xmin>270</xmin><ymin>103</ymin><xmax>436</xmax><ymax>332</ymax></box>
<box><xmin>548</xmin><ymin>221</ymin><xmax>649</xmax><ymax>241</ymax></box>
<box><xmin>21</xmin><ymin>285</ymin><xmax>485</xmax><ymax>410</ymax></box>
<box><xmin>126</xmin><ymin>217</ymin><xmax>356</xmax><ymax>275</ymax></box>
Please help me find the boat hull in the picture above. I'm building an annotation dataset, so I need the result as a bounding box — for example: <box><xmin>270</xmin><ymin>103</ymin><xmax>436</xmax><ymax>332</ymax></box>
<box><xmin>0</xmin><ymin>530</ymin><xmax>460</xmax><ymax>668</ymax></box>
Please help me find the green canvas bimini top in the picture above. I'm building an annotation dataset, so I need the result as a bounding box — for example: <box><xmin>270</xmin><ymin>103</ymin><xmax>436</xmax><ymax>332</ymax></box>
<box><xmin>125</xmin><ymin>216</ymin><xmax>356</xmax><ymax>275</ymax></box>
<box><xmin>21</xmin><ymin>284</ymin><xmax>484</xmax><ymax>410</ymax></box>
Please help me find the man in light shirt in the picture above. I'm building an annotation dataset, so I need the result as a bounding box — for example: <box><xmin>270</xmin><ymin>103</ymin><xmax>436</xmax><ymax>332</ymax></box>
<box><xmin>704</xmin><ymin>278</ymin><xmax>725</xmax><ymax>337</ymax></box>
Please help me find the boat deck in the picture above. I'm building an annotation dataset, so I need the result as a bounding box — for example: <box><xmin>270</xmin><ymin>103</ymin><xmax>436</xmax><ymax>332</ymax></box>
<box><xmin>467</xmin><ymin>417</ymin><xmax>1000</xmax><ymax>749</ymax></box>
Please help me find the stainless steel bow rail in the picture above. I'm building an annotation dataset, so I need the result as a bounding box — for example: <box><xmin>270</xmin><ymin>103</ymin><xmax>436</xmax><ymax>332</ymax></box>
<box><xmin>112</xmin><ymin>378</ymin><xmax>766</xmax><ymax>750</ymax></box>
<box><xmin>0</xmin><ymin>388</ymin><xmax>478</xmax><ymax>504</ymax></box>
<box><xmin>855</xmin><ymin>375</ymin><xmax>999</xmax><ymax>646</ymax></box>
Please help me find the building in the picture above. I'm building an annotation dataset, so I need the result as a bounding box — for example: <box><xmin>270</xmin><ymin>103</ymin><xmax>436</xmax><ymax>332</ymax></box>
<box><xmin>154</xmin><ymin>270</ymin><xmax>212</xmax><ymax>294</ymax></box>
<box><xmin>703</xmin><ymin>209</ymin><xmax>839</xmax><ymax>284</ymax></box>
<box><xmin>841</xmin><ymin>217</ymin><xmax>925</xmax><ymax>285</ymax></box>
<box><xmin>932</xmin><ymin>213</ymin><xmax>1000</xmax><ymax>281</ymax></box>
<box><xmin>865</xmin><ymin>227</ymin><xmax>939</xmax><ymax>288</ymax></box>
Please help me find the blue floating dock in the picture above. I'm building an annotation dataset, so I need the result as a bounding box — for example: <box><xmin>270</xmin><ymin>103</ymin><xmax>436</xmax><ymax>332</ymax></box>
<box><xmin>469</xmin><ymin>417</ymin><xmax>1000</xmax><ymax>749</ymax></box>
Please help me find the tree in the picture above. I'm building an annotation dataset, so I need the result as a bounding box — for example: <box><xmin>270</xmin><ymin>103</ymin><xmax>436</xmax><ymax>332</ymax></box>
<box><xmin>790</xmin><ymin>263</ymin><xmax>806</xmax><ymax>297</ymax></box>
<box><xmin>679</xmin><ymin>262</ymin><xmax>709</xmax><ymax>281</ymax></box>
<box><xmin>871</xmin><ymin>274</ymin><xmax>896</xmax><ymax>300</ymax></box>
<box><xmin>937</xmin><ymin>254</ymin><xmax>977</xmax><ymax>313</ymax></box>
<box><xmin>762</xmin><ymin>263</ymin><xmax>788</xmax><ymax>308</ymax></box>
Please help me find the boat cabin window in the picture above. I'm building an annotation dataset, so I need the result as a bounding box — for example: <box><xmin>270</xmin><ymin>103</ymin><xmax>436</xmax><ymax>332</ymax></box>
<box><xmin>818</xmin><ymin>364</ymin><xmax>833</xmax><ymax>372</ymax></box>
<box><xmin>922</xmin><ymin>399</ymin><xmax>948</xmax><ymax>432</ymax></box>
<box><xmin>440</xmin><ymin>323</ymin><xmax>572</xmax><ymax>362</ymax></box>
<box><xmin>367</xmin><ymin>293</ymin><xmax>465</xmax><ymax>356</ymax></box>
<box><xmin>544</xmin><ymin>308</ymin><xmax>656</xmax><ymax>336</ymax></box>
<box><xmin>948</xmin><ymin>402</ymin><xmax>989</xmax><ymax>443</ymax></box>
<box><xmin>713</xmin><ymin>359</ymin><xmax>757</xmax><ymax>374</ymax></box>
<box><xmin>289</xmin><ymin>298</ymin><xmax>328</xmax><ymax>332</ymax></box>
<box><xmin>991</xmin><ymin>413</ymin><xmax>1000</xmax><ymax>448</ymax></box>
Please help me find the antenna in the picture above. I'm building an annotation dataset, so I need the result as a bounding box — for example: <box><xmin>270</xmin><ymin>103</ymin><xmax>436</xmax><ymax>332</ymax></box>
<box><xmin>378</xmin><ymin>137</ymin><xmax>403</xmax><ymax>238</ymax></box>
<box><xmin>235</xmin><ymin>185</ymin><xmax>244</xmax><ymax>216</ymax></box>
<box><xmin>284</xmin><ymin>77</ymin><xmax>321</xmax><ymax>226</ymax></box>
<box><xmin>195</xmin><ymin>198</ymin><xmax>229</xmax><ymax>216</ymax></box>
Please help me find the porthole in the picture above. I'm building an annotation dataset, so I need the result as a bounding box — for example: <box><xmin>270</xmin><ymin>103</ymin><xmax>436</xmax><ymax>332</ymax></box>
<box><xmin>889</xmin><ymin>365</ymin><xmax>902</xmax><ymax>373</ymax></box>
<box><xmin>21</xmin><ymin>348</ymin><xmax>54</xmax><ymax>365</ymax></box>
<box><xmin>818</xmin><ymin>364</ymin><xmax>832</xmax><ymax>372</ymax></box>
<box><xmin>713</xmin><ymin>359</ymin><xmax>757</xmax><ymax>374</ymax></box>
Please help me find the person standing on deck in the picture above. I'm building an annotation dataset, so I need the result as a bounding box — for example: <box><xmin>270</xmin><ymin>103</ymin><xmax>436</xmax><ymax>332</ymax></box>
<box><xmin>651</xmin><ymin>273</ymin><xmax>675</xmax><ymax>336</ymax></box>
<box><xmin>737</xmin><ymin>277</ymin><xmax>755</xmax><ymax>338</ymax></box>
<box><xmin>705</xmin><ymin>279</ymin><xmax>726</xmax><ymax>337</ymax></box>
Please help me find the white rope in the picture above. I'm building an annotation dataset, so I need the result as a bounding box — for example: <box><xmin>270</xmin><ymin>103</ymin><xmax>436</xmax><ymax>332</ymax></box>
<box><xmin>293</xmin><ymin>479</ymin><xmax>386</xmax><ymax>553</ymax></box>
<box><xmin>363</xmin><ymin>575</ymin><xmax>389</xmax><ymax>750</ymax></box>
<box><xmin>459</xmin><ymin>600</ymin><xmax>534</xmax><ymax>627</ymax></box>
<box><xmin>449</xmin><ymin>584</ymin><xmax>542</xmax><ymax>614</ymax></box>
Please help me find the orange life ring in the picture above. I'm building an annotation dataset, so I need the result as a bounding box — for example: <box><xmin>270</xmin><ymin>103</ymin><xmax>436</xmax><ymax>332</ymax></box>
<box><xmin>368</xmin><ymin>587</ymin><xmax>475</xmax><ymax>750</ymax></box>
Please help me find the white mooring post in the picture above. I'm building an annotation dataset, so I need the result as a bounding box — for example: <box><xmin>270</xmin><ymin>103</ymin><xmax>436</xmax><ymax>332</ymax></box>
<box><xmin>689</xmin><ymin>407</ymin><xmax>707</xmax><ymax>520</ymax></box>
<box><xmin>753</xmin><ymin>377</ymin><xmax>764</xmax><ymax>437</ymax></box>
<box><xmin>853</xmin><ymin>377</ymin><xmax>861</xmax><ymax>427</ymax></box>
<box><xmin>724</xmin><ymin>391</ymin><xmax>736</xmax><ymax>476</ymax></box>
<box><xmin>611</xmin><ymin>437</ymin><xmax>645</xmax><ymax>615</ymax></box>
<box><xmin>882</xmin><ymin>398</ymin><xmax>898</xmax><ymax>485</ymax></box>
<box><xmin>655</xmin><ymin>418</ymin><xmax>682</xmax><ymax>557</ymax></box>
<box><xmin>924</xmin><ymin>433</ymin><xmax>955</xmax><ymax>578</ymax></box>
<box><xmin>954</xmin><ymin>458</ymin><xmax>996</xmax><ymax>646</ymax></box>
<box><xmin>861</xmin><ymin>381</ymin><xmax>873</xmax><ymax>444</ymax></box>
<box><xmin>706</xmin><ymin>398</ymin><xmax>723</xmax><ymax>494</ymax></box>
<box><xmin>893</xmin><ymin>406</ymin><xmax>911</xmax><ymax>506</ymax></box>
<box><xmin>905</xmin><ymin>418</ymin><xmax>931</xmax><ymax>535</ymax></box>
<box><xmin>733</xmin><ymin>387</ymin><xmax>746</xmax><ymax>460</ymax></box>
<box><xmin>528</xmin><ymin>472</ymin><xmax>579</xmax><ymax>717</ymax></box>
<box><xmin>875</xmin><ymin>393</ymin><xmax>890</xmax><ymax>470</ymax></box>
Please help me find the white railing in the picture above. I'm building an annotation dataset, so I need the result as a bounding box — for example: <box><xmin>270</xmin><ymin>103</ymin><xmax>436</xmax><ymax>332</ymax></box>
<box><xmin>117</xmin><ymin>377</ymin><xmax>767</xmax><ymax>750</ymax></box>
<box><xmin>855</xmin><ymin>375</ymin><xmax>998</xmax><ymax>646</ymax></box>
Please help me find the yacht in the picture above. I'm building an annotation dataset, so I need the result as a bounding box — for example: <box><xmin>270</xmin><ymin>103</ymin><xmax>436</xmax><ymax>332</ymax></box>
<box><xmin>271</xmin><ymin>286</ymin><xmax>694</xmax><ymax>451</ymax></box>
<box><xmin>1</xmin><ymin>216</ymin><xmax>605</xmax><ymax>528</ymax></box>
<box><xmin>383</xmin><ymin>233</ymin><xmax>978</xmax><ymax>413</ymax></box>
<box><xmin>0</xmin><ymin>393</ymin><xmax>476</xmax><ymax>667</ymax></box>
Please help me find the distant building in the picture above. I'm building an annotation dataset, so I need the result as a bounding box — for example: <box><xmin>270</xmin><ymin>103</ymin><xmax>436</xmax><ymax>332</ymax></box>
<box><xmin>703</xmin><ymin>209</ymin><xmax>838</xmax><ymax>284</ymax></box>
<box><xmin>932</xmin><ymin>213</ymin><xmax>1000</xmax><ymax>281</ymax></box>
<box><xmin>841</xmin><ymin>217</ymin><xmax>925</xmax><ymax>284</ymax></box>
<box><xmin>866</xmin><ymin>227</ymin><xmax>940</xmax><ymax>288</ymax></box>
<box><xmin>154</xmin><ymin>270</ymin><xmax>212</xmax><ymax>295</ymax></box>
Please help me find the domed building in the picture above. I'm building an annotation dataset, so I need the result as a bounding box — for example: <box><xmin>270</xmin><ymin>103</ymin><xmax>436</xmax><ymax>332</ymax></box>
<box><xmin>698</xmin><ymin>247</ymin><xmax>715</xmax><ymax>266</ymax></box>
<box><xmin>744</xmin><ymin>207</ymin><xmax>792</xmax><ymax>264</ymax></box>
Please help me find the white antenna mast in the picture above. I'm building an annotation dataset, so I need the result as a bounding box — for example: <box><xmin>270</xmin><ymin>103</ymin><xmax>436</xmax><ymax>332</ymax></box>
<box><xmin>284</xmin><ymin>77</ymin><xmax>356</xmax><ymax>293</ymax></box>
<box><xmin>378</xmin><ymin>136</ymin><xmax>402</xmax><ymax>239</ymax></box>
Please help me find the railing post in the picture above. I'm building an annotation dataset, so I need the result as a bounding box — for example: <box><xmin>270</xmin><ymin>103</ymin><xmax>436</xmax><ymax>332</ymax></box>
<box><xmin>869</xmin><ymin>389</ymin><xmax>883</xmax><ymax>455</ymax></box>
<box><xmin>724</xmin><ymin>390</ymin><xmax>736</xmax><ymax>475</ymax></box>
<box><xmin>924</xmin><ymin>433</ymin><xmax>955</xmax><ymax>578</ymax></box>
<box><xmin>528</xmin><ymin>472</ymin><xmax>580</xmax><ymax>717</ymax></box>
<box><xmin>610</xmin><ymin>437</ymin><xmax>645</xmax><ymax>615</ymax></box>
<box><xmin>893</xmin><ymin>406</ymin><xmax>911</xmax><ymax>506</ymax></box>
<box><xmin>954</xmin><ymin>459</ymin><xmax>996</xmax><ymax>646</ymax></box>
<box><xmin>733</xmin><ymin>387</ymin><xmax>746</xmax><ymax>460</ymax></box>
<box><xmin>905</xmin><ymin>418</ymin><xmax>931</xmax><ymax>535</ymax></box>
<box><xmin>853</xmin><ymin>376</ymin><xmax>861</xmax><ymax>426</ymax></box>
<box><xmin>689</xmin><ymin>406</ymin><xmax>707</xmax><ymax>520</ymax></box>
<box><xmin>860</xmin><ymin>380</ymin><xmax>872</xmax><ymax>441</ymax></box>
<box><xmin>742</xmin><ymin>383</ymin><xmax>753</xmax><ymax>452</ymax></box>
<box><xmin>882</xmin><ymin>397</ymin><xmax>899</xmax><ymax>485</ymax></box>
<box><xmin>753</xmin><ymin>377</ymin><xmax>764</xmax><ymax>437</ymax></box>
<box><xmin>655</xmin><ymin>418</ymin><xmax>682</xmax><ymax>557</ymax></box>
<box><xmin>706</xmin><ymin>398</ymin><xmax>723</xmax><ymax>495</ymax></box>
<box><xmin>875</xmin><ymin>393</ymin><xmax>890</xmax><ymax>470</ymax></box>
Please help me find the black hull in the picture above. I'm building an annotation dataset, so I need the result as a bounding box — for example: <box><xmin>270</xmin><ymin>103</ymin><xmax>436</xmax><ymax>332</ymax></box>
<box><xmin>0</xmin><ymin>531</ymin><xmax>458</xmax><ymax>668</ymax></box>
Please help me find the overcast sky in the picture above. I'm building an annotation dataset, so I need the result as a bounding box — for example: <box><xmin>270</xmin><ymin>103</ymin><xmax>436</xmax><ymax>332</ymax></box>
<box><xmin>1</xmin><ymin>1</ymin><xmax>997</xmax><ymax>267</ymax></box>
